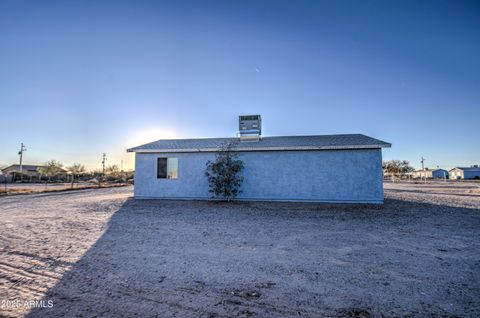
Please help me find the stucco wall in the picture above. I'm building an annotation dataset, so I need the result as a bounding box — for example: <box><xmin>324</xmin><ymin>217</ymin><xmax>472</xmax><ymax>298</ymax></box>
<box><xmin>431</xmin><ymin>170</ymin><xmax>448</xmax><ymax>179</ymax></box>
<box><xmin>134</xmin><ymin>148</ymin><xmax>384</xmax><ymax>203</ymax></box>
<box><xmin>450</xmin><ymin>169</ymin><xmax>463</xmax><ymax>179</ymax></box>
<box><xmin>464</xmin><ymin>170</ymin><xmax>480</xmax><ymax>179</ymax></box>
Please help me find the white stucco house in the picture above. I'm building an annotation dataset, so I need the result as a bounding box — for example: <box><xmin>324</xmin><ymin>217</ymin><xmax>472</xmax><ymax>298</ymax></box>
<box><xmin>412</xmin><ymin>168</ymin><xmax>448</xmax><ymax>179</ymax></box>
<box><xmin>127</xmin><ymin>115</ymin><xmax>391</xmax><ymax>203</ymax></box>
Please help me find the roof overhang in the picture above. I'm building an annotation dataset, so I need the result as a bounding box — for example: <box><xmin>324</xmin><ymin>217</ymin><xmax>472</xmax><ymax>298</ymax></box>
<box><xmin>449</xmin><ymin>167</ymin><xmax>480</xmax><ymax>172</ymax></box>
<box><xmin>127</xmin><ymin>144</ymin><xmax>391</xmax><ymax>153</ymax></box>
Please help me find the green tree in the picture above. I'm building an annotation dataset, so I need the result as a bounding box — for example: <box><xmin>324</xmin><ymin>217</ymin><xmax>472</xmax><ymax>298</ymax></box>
<box><xmin>38</xmin><ymin>160</ymin><xmax>64</xmax><ymax>189</ymax></box>
<box><xmin>382</xmin><ymin>160</ymin><xmax>414</xmax><ymax>180</ymax></box>
<box><xmin>67</xmin><ymin>163</ymin><xmax>86</xmax><ymax>189</ymax></box>
<box><xmin>205</xmin><ymin>141</ymin><xmax>244</xmax><ymax>202</ymax></box>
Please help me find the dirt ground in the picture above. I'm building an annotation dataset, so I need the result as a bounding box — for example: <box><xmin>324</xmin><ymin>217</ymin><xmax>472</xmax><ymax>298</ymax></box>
<box><xmin>0</xmin><ymin>183</ymin><xmax>479</xmax><ymax>317</ymax></box>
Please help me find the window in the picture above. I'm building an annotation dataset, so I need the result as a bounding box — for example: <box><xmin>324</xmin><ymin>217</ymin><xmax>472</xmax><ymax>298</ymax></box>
<box><xmin>157</xmin><ymin>158</ymin><xmax>178</xmax><ymax>179</ymax></box>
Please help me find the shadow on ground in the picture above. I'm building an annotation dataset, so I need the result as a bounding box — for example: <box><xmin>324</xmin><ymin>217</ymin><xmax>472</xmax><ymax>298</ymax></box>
<box><xmin>26</xmin><ymin>198</ymin><xmax>480</xmax><ymax>317</ymax></box>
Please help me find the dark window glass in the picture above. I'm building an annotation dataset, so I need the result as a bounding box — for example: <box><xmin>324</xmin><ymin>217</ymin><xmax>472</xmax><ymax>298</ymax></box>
<box><xmin>157</xmin><ymin>157</ymin><xmax>178</xmax><ymax>179</ymax></box>
<box><xmin>157</xmin><ymin>158</ymin><xmax>167</xmax><ymax>179</ymax></box>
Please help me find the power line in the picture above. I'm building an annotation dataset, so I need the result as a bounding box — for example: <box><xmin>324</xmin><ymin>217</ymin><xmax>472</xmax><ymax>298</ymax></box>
<box><xmin>27</xmin><ymin>146</ymin><xmax>126</xmax><ymax>162</ymax></box>
<box><xmin>27</xmin><ymin>146</ymin><xmax>85</xmax><ymax>156</ymax></box>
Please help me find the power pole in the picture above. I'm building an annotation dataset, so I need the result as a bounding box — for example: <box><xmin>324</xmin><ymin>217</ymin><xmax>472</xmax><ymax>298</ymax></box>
<box><xmin>121</xmin><ymin>160</ymin><xmax>124</xmax><ymax>172</ymax></box>
<box><xmin>18</xmin><ymin>143</ymin><xmax>27</xmax><ymax>173</ymax></box>
<box><xmin>420</xmin><ymin>157</ymin><xmax>426</xmax><ymax>184</ymax></box>
<box><xmin>420</xmin><ymin>157</ymin><xmax>426</xmax><ymax>171</ymax></box>
<box><xmin>102</xmin><ymin>153</ymin><xmax>107</xmax><ymax>177</ymax></box>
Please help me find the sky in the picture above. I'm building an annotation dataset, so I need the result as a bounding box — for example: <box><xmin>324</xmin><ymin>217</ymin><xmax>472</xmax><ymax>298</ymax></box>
<box><xmin>0</xmin><ymin>0</ymin><xmax>479</xmax><ymax>171</ymax></box>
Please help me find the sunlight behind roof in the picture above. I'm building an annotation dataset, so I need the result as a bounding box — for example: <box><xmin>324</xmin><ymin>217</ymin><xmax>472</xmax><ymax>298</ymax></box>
<box><xmin>126</xmin><ymin>128</ymin><xmax>179</xmax><ymax>150</ymax></box>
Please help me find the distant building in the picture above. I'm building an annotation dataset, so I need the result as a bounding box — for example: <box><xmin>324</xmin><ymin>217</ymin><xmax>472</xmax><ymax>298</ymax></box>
<box><xmin>412</xmin><ymin>168</ymin><xmax>448</xmax><ymax>179</ymax></box>
<box><xmin>1</xmin><ymin>164</ymin><xmax>67</xmax><ymax>182</ymax></box>
<box><xmin>1</xmin><ymin>164</ymin><xmax>44</xmax><ymax>180</ymax></box>
<box><xmin>449</xmin><ymin>166</ymin><xmax>480</xmax><ymax>180</ymax></box>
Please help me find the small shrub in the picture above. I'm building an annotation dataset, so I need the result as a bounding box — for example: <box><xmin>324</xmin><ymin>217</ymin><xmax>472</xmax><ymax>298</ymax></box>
<box><xmin>205</xmin><ymin>141</ymin><xmax>244</xmax><ymax>201</ymax></box>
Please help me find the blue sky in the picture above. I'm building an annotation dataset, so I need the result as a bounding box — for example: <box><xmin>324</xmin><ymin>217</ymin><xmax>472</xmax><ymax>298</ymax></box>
<box><xmin>0</xmin><ymin>0</ymin><xmax>479</xmax><ymax>170</ymax></box>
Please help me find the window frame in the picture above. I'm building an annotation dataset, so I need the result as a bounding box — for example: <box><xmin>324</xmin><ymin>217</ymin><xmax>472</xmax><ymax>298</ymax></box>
<box><xmin>157</xmin><ymin>157</ymin><xmax>178</xmax><ymax>180</ymax></box>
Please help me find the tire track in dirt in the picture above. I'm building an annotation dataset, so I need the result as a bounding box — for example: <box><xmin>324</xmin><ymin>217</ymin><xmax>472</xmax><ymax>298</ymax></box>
<box><xmin>0</xmin><ymin>186</ymin><xmax>132</xmax><ymax>318</ymax></box>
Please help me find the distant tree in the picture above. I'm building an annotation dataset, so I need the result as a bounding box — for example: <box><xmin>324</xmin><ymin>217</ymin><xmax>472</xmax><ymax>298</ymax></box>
<box><xmin>205</xmin><ymin>141</ymin><xmax>244</xmax><ymax>202</ymax></box>
<box><xmin>67</xmin><ymin>163</ymin><xmax>85</xmax><ymax>189</ymax></box>
<box><xmin>92</xmin><ymin>169</ymin><xmax>103</xmax><ymax>178</ymax></box>
<box><xmin>38</xmin><ymin>160</ymin><xmax>64</xmax><ymax>189</ymax></box>
<box><xmin>105</xmin><ymin>164</ymin><xmax>121</xmax><ymax>178</ymax></box>
<box><xmin>382</xmin><ymin>160</ymin><xmax>414</xmax><ymax>180</ymax></box>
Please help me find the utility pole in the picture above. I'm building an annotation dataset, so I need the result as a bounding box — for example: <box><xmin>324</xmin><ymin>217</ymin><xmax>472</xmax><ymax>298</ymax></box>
<box><xmin>102</xmin><ymin>153</ymin><xmax>107</xmax><ymax>177</ymax></box>
<box><xmin>420</xmin><ymin>157</ymin><xmax>426</xmax><ymax>171</ymax></box>
<box><xmin>420</xmin><ymin>157</ymin><xmax>426</xmax><ymax>184</ymax></box>
<box><xmin>18</xmin><ymin>143</ymin><xmax>27</xmax><ymax>173</ymax></box>
<box><xmin>121</xmin><ymin>160</ymin><xmax>124</xmax><ymax>172</ymax></box>
<box><xmin>18</xmin><ymin>143</ymin><xmax>27</xmax><ymax>182</ymax></box>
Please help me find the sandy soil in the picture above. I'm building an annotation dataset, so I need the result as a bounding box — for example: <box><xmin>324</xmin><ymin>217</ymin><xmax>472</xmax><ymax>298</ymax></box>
<box><xmin>384</xmin><ymin>180</ymin><xmax>480</xmax><ymax>209</ymax></box>
<box><xmin>0</xmin><ymin>184</ymin><xmax>479</xmax><ymax>317</ymax></box>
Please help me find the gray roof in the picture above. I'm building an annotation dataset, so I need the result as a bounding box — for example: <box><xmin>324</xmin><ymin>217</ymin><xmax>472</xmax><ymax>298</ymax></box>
<box><xmin>1</xmin><ymin>164</ymin><xmax>43</xmax><ymax>172</ymax></box>
<box><xmin>450</xmin><ymin>167</ymin><xmax>480</xmax><ymax>172</ymax></box>
<box><xmin>1</xmin><ymin>164</ymin><xmax>69</xmax><ymax>174</ymax></box>
<box><xmin>127</xmin><ymin>134</ymin><xmax>391</xmax><ymax>153</ymax></box>
<box><xmin>414</xmin><ymin>168</ymin><xmax>447</xmax><ymax>172</ymax></box>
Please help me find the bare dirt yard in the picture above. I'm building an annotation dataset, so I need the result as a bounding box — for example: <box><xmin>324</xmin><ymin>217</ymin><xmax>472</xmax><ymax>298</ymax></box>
<box><xmin>0</xmin><ymin>182</ymin><xmax>479</xmax><ymax>317</ymax></box>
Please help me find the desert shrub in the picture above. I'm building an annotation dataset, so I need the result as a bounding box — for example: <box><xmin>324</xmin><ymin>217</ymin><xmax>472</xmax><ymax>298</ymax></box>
<box><xmin>205</xmin><ymin>141</ymin><xmax>244</xmax><ymax>201</ymax></box>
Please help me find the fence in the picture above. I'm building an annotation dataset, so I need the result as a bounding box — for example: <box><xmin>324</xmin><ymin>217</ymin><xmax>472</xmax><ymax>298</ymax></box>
<box><xmin>384</xmin><ymin>176</ymin><xmax>480</xmax><ymax>185</ymax></box>
<box><xmin>0</xmin><ymin>181</ymin><xmax>131</xmax><ymax>195</ymax></box>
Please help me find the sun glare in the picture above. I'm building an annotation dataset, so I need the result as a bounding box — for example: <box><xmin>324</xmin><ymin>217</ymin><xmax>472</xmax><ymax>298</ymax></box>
<box><xmin>126</xmin><ymin>128</ymin><xmax>178</xmax><ymax>148</ymax></box>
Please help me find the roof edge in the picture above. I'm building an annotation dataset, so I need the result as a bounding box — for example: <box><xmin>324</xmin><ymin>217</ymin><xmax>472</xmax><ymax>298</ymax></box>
<box><xmin>127</xmin><ymin>144</ymin><xmax>391</xmax><ymax>153</ymax></box>
<box><xmin>449</xmin><ymin>167</ymin><xmax>480</xmax><ymax>171</ymax></box>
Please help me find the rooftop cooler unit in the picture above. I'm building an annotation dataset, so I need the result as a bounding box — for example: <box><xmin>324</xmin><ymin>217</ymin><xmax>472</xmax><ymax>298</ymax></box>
<box><xmin>239</xmin><ymin>115</ymin><xmax>261</xmax><ymax>141</ymax></box>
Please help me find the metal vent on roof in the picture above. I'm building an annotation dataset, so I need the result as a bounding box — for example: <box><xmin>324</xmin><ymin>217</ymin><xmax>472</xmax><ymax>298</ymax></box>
<box><xmin>239</xmin><ymin>115</ymin><xmax>261</xmax><ymax>141</ymax></box>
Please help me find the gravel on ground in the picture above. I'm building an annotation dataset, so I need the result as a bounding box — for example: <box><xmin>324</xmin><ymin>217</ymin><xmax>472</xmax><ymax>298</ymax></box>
<box><xmin>0</xmin><ymin>183</ymin><xmax>479</xmax><ymax>317</ymax></box>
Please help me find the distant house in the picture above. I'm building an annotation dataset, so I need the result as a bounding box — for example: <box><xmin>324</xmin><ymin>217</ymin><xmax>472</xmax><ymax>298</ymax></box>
<box><xmin>412</xmin><ymin>168</ymin><xmax>448</xmax><ymax>179</ymax></box>
<box><xmin>449</xmin><ymin>166</ymin><xmax>480</xmax><ymax>180</ymax></box>
<box><xmin>1</xmin><ymin>164</ymin><xmax>67</xmax><ymax>182</ymax></box>
<box><xmin>1</xmin><ymin>164</ymin><xmax>44</xmax><ymax>181</ymax></box>
<box><xmin>127</xmin><ymin>115</ymin><xmax>391</xmax><ymax>203</ymax></box>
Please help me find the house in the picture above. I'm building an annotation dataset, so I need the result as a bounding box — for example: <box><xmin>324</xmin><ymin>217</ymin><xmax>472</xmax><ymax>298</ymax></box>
<box><xmin>1</xmin><ymin>164</ymin><xmax>44</xmax><ymax>182</ymax></box>
<box><xmin>127</xmin><ymin>115</ymin><xmax>391</xmax><ymax>203</ymax></box>
<box><xmin>1</xmin><ymin>164</ymin><xmax>67</xmax><ymax>182</ymax></box>
<box><xmin>449</xmin><ymin>166</ymin><xmax>480</xmax><ymax>180</ymax></box>
<box><xmin>412</xmin><ymin>168</ymin><xmax>448</xmax><ymax>179</ymax></box>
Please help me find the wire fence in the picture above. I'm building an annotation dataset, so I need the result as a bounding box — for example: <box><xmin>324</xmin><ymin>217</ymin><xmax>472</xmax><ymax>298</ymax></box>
<box><xmin>384</xmin><ymin>177</ymin><xmax>480</xmax><ymax>186</ymax></box>
<box><xmin>0</xmin><ymin>181</ymin><xmax>131</xmax><ymax>195</ymax></box>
